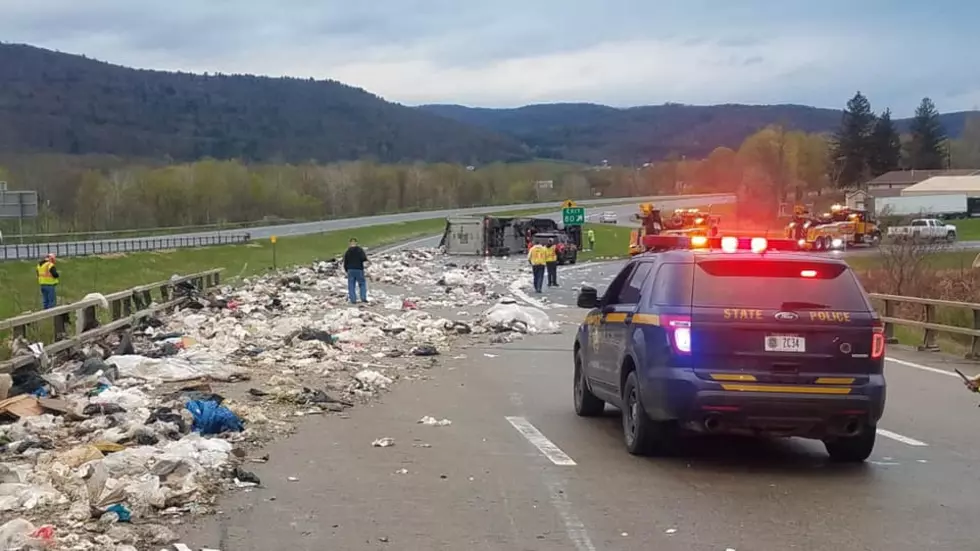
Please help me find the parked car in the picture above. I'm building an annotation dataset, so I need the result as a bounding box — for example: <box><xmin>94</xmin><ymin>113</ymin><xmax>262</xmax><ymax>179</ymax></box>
<box><xmin>599</xmin><ymin>211</ymin><xmax>618</xmax><ymax>224</ymax></box>
<box><xmin>532</xmin><ymin>232</ymin><xmax>578</xmax><ymax>265</ymax></box>
<box><xmin>886</xmin><ymin>218</ymin><xmax>957</xmax><ymax>242</ymax></box>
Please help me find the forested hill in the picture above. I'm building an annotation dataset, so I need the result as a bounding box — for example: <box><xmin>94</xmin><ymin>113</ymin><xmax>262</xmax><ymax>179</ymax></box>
<box><xmin>0</xmin><ymin>43</ymin><xmax>529</xmax><ymax>164</ymax></box>
<box><xmin>419</xmin><ymin>103</ymin><xmax>977</xmax><ymax>164</ymax></box>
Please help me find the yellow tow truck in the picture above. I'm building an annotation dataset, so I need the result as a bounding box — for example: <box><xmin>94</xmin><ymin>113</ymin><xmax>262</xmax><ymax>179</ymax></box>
<box><xmin>784</xmin><ymin>204</ymin><xmax>881</xmax><ymax>251</ymax></box>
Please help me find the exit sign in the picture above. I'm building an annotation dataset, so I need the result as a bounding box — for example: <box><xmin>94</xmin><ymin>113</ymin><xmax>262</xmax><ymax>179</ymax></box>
<box><xmin>562</xmin><ymin>207</ymin><xmax>585</xmax><ymax>225</ymax></box>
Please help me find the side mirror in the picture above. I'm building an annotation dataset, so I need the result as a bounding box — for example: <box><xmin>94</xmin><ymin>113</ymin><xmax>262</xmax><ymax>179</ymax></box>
<box><xmin>577</xmin><ymin>286</ymin><xmax>599</xmax><ymax>309</ymax></box>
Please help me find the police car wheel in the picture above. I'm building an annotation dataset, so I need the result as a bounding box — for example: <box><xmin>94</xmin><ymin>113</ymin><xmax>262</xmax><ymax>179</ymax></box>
<box><xmin>824</xmin><ymin>428</ymin><xmax>876</xmax><ymax>462</ymax></box>
<box><xmin>622</xmin><ymin>371</ymin><xmax>658</xmax><ymax>456</ymax></box>
<box><xmin>574</xmin><ymin>350</ymin><xmax>604</xmax><ymax>417</ymax></box>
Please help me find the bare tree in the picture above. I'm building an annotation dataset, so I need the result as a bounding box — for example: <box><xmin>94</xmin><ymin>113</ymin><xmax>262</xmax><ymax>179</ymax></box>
<box><xmin>877</xmin><ymin>234</ymin><xmax>948</xmax><ymax>296</ymax></box>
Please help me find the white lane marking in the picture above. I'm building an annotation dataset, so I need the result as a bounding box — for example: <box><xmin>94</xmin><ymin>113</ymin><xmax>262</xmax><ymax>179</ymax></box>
<box><xmin>505</xmin><ymin>416</ymin><xmax>577</xmax><ymax>466</ymax></box>
<box><xmin>172</xmin><ymin>545</ymin><xmax>193</xmax><ymax>551</ymax></box>
<box><xmin>877</xmin><ymin>428</ymin><xmax>929</xmax><ymax>447</ymax></box>
<box><xmin>545</xmin><ymin>478</ymin><xmax>599</xmax><ymax>551</ymax></box>
<box><xmin>376</xmin><ymin>234</ymin><xmax>440</xmax><ymax>253</ymax></box>
<box><xmin>886</xmin><ymin>357</ymin><xmax>958</xmax><ymax>378</ymax></box>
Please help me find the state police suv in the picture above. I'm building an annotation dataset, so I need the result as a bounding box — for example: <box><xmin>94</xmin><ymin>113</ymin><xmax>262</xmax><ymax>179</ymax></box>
<box><xmin>573</xmin><ymin>235</ymin><xmax>886</xmax><ymax>462</ymax></box>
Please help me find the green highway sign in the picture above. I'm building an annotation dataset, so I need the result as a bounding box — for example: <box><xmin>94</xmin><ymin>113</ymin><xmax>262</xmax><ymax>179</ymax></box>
<box><xmin>562</xmin><ymin>207</ymin><xmax>586</xmax><ymax>225</ymax></box>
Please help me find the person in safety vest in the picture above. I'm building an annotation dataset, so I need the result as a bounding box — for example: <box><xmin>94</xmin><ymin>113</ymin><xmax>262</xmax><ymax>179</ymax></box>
<box><xmin>527</xmin><ymin>241</ymin><xmax>548</xmax><ymax>293</ymax></box>
<box><xmin>37</xmin><ymin>253</ymin><xmax>59</xmax><ymax>309</ymax></box>
<box><xmin>587</xmin><ymin>228</ymin><xmax>595</xmax><ymax>251</ymax></box>
<box><xmin>545</xmin><ymin>238</ymin><xmax>559</xmax><ymax>287</ymax></box>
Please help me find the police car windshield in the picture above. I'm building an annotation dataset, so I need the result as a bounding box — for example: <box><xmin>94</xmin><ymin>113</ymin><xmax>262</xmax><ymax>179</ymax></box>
<box><xmin>692</xmin><ymin>259</ymin><xmax>868</xmax><ymax>310</ymax></box>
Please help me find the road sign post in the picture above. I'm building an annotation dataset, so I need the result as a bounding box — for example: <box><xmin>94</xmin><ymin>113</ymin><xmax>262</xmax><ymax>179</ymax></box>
<box><xmin>271</xmin><ymin>236</ymin><xmax>277</xmax><ymax>269</ymax></box>
<box><xmin>562</xmin><ymin>207</ymin><xmax>586</xmax><ymax>226</ymax></box>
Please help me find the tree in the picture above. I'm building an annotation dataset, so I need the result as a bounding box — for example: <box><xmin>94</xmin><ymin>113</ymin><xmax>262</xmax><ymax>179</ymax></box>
<box><xmin>867</xmin><ymin>109</ymin><xmax>902</xmax><ymax>176</ymax></box>
<box><xmin>907</xmin><ymin>97</ymin><xmax>948</xmax><ymax>170</ymax></box>
<box><xmin>831</xmin><ymin>92</ymin><xmax>876</xmax><ymax>188</ymax></box>
<box><xmin>950</xmin><ymin>115</ymin><xmax>980</xmax><ymax>169</ymax></box>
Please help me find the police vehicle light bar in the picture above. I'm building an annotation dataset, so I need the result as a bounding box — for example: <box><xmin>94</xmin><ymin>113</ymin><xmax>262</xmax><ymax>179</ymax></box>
<box><xmin>642</xmin><ymin>235</ymin><xmax>800</xmax><ymax>252</ymax></box>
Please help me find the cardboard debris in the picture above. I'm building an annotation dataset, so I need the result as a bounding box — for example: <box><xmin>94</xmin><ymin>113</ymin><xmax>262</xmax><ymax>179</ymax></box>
<box><xmin>0</xmin><ymin>395</ymin><xmax>44</xmax><ymax>419</ymax></box>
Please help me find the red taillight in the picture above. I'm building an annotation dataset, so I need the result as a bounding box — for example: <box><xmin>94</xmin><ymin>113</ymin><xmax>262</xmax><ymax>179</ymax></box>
<box><xmin>662</xmin><ymin>314</ymin><xmax>691</xmax><ymax>355</ymax></box>
<box><xmin>750</xmin><ymin>237</ymin><xmax>767</xmax><ymax>253</ymax></box>
<box><xmin>871</xmin><ymin>320</ymin><xmax>885</xmax><ymax>359</ymax></box>
<box><xmin>800</xmin><ymin>270</ymin><xmax>817</xmax><ymax>278</ymax></box>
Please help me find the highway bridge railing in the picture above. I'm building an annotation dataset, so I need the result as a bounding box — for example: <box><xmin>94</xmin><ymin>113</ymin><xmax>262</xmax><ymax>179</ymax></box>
<box><xmin>0</xmin><ymin>233</ymin><xmax>250</xmax><ymax>262</ymax></box>
<box><xmin>869</xmin><ymin>293</ymin><xmax>980</xmax><ymax>359</ymax></box>
<box><xmin>0</xmin><ymin>268</ymin><xmax>222</xmax><ymax>373</ymax></box>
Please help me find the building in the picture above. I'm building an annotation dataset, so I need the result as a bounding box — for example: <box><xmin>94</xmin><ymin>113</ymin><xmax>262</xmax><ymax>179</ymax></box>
<box><xmin>900</xmin><ymin>175</ymin><xmax>980</xmax><ymax>197</ymax></box>
<box><xmin>865</xmin><ymin>169</ymin><xmax>980</xmax><ymax>198</ymax></box>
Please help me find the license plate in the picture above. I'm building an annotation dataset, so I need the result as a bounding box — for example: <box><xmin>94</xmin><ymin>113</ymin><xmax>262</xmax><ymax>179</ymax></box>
<box><xmin>765</xmin><ymin>335</ymin><xmax>805</xmax><ymax>353</ymax></box>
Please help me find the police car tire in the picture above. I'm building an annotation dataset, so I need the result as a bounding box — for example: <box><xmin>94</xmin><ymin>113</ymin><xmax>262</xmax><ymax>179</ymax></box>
<box><xmin>574</xmin><ymin>351</ymin><xmax>604</xmax><ymax>417</ymax></box>
<box><xmin>622</xmin><ymin>371</ymin><xmax>658</xmax><ymax>456</ymax></box>
<box><xmin>824</xmin><ymin>428</ymin><xmax>876</xmax><ymax>462</ymax></box>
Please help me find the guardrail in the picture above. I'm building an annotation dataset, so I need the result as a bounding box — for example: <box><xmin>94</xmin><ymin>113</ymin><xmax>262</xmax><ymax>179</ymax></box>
<box><xmin>868</xmin><ymin>293</ymin><xmax>980</xmax><ymax>359</ymax></box>
<box><xmin>0</xmin><ymin>268</ymin><xmax>222</xmax><ymax>373</ymax></box>
<box><xmin>0</xmin><ymin>233</ymin><xmax>250</xmax><ymax>261</ymax></box>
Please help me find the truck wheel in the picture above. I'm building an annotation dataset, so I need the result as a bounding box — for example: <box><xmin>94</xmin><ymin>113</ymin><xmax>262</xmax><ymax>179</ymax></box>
<box><xmin>824</xmin><ymin>428</ymin><xmax>876</xmax><ymax>462</ymax></box>
<box><xmin>947</xmin><ymin>231</ymin><xmax>956</xmax><ymax>242</ymax></box>
<box><xmin>574</xmin><ymin>350</ymin><xmax>604</xmax><ymax>417</ymax></box>
<box><xmin>569</xmin><ymin>256</ymin><xmax>577</xmax><ymax>265</ymax></box>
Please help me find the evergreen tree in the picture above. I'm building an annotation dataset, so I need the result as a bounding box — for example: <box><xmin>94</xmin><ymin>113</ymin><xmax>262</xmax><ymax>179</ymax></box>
<box><xmin>908</xmin><ymin>97</ymin><xmax>948</xmax><ymax>169</ymax></box>
<box><xmin>868</xmin><ymin>108</ymin><xmax>902</xmax><ymax>176</ymax></box>
<box><xmin>831</xmin><ymin>91</ymin><xmax>876</xmax><ymax>188</ymax></box>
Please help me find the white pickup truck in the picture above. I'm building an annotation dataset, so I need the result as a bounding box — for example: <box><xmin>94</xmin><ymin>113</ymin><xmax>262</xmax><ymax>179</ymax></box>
<box><xmin>886</xmin><ymin>218</ymin><xmax>957</xmax><ymax>242</ymax></box>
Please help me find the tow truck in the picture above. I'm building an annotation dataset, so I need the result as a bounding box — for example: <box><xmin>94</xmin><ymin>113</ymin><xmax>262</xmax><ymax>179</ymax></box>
<box><xmin>785</xmin><ymin>204</ymin><xmax>881</xmax><ymax>251</ymax></box>
<box><xmin>628</xmin><ymin>204</ymin><xmax>723</xmax><ymax>256</ymax></box>
<box><xmin>572</xmin><ymin>233</ymin><xmax>886</xmax><ymax>462</ymax></box>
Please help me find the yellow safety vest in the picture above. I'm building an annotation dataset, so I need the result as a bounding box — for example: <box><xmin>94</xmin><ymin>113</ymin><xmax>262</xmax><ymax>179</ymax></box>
<box><xmin>588</xmin><ymin>230</ymin><xmax>595</xmax><ymax>241</ymax></box>
<box><xmin>528</xmin><ymin>246</ymin><xmax>548</xmax><ymax>265</ymax></box>
<box><xmin>37</xmin><ymin>262</ymin><xmax>58</xmax><ymax>285</ymax></box>
<box><xmin>545</xmin><ymin>246</ymin><xmax>558</xmax><ymax>263</ymax></box>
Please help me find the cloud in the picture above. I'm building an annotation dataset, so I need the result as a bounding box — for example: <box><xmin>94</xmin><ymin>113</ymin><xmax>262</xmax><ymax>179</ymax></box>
<box><xmin>1</xmin><ymin>0</ymin><xmax>979</xmax><ymax>115</ymax></box>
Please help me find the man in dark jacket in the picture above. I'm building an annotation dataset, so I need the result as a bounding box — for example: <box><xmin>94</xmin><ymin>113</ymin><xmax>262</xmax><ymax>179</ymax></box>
<box><xmin>343</xmin><ymin>238</ymin><xmax>368</xmax><ymax>303</ymax></box>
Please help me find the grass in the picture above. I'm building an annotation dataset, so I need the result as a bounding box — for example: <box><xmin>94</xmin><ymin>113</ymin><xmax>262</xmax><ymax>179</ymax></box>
<box><xmin>0</xmin><ymin>218</ymin><xmax>447</xmax><ymax>320</ymax></box>
<box><xmin>579</xmin><ymin>223</ymin><xmax>636</xmax><ymax>261</ymax></box>
<box><xmin>950</xmin><ymin>218</ymin><xmax>980</xmax><ymax>240</ymax></box>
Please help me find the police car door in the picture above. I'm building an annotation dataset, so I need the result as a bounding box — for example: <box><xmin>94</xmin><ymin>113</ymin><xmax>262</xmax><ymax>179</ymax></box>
<box><xmin>595</xmin><ymin>263</ymin><xmax>655</xmax><ymax>391</ymax></box>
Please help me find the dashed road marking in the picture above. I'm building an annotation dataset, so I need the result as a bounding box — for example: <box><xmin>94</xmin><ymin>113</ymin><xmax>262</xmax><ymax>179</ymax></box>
<box><xmin>506</xmin><ymin>416</ymin><xmax>577</xmax><ymax>466</ymax></box>
<box><xmin>545</xmin><ymin>477</ymin><xmax>599</xmax><ymax>551</ymax></box>
<box><xmin>877</xmin><ymin>428</ymin><xmax>929</xmax><ymax>447</ymax></box>
<box><xmin>886</xmin><ymin>357</ymin><xmax>958</xmax><ymax>378</ymax></box>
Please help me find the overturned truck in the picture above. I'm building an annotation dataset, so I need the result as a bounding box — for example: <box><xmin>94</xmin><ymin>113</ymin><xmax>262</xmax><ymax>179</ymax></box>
<box><xmin>440</xmin><ymin>215</ymin><xmax>568</xmax><ymax>256</ymax></box>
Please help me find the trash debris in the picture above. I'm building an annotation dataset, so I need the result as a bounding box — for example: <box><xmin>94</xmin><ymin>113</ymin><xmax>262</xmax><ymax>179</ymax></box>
<box><xmin>0</xmin><ymin>249</ymin><xmax>557</xmax><ymax>548</ymax></box>
<box><xmin>418</xmin><ymin>416</ymin><xmax>452</xmax><ymax>426</ymax></box>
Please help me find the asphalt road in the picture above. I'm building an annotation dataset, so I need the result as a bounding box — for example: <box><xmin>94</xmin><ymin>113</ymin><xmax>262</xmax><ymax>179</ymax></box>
<box><xmin>175</xmin><ymin>258</ymin><xmax>980</xmax><ymax>551</ymax></box>
<box><xmin>0</xmin><ymin>193</ymin><xmax>736</xmax><ymax>261</ymax></box>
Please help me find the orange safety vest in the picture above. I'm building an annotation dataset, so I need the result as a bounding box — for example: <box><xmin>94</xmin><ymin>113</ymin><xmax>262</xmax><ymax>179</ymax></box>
<box><xmin>37</xmin><ymin>261</ymin><xmax>58</xmax><ymax>285</ymax></box>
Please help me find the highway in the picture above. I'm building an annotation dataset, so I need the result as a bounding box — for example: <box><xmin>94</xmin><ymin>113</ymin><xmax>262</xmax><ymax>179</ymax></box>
<box><xmin>0</xmin><ymin>194</ymin><xmax>735</xmax><ymax>261</ymax></box>
<box><xmin>176</xmin><ymin>258</ymin><xmax>980</xmax><ymax>551</ymax></box>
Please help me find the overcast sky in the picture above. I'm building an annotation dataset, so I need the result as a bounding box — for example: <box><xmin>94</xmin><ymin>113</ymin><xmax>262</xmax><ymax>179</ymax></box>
<box><xmin>3</xmin><ymin>0</ymin><xmax>979</xmax><ymax>115</ymax></box>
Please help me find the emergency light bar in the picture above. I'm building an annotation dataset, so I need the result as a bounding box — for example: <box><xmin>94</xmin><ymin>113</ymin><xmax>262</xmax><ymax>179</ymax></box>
<box><xmin>641</xmin><ymin>234</ymin><xmax>801</xmax><ymax>253</ymax></box>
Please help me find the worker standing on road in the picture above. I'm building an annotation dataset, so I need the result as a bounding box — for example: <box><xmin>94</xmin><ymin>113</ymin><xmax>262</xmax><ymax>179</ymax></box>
<box><xmin>343</xmin><ymin>238</ymin><xmax>369</xmax><ymax>304</ymax></box>
<box><xmin>37</xmin><ymin>253</ymin><xmax>59</xmax><ymax>309</ymax></box>
<box><xmin>545</xmin><ymin>238</ymin><xmax>559</xmax><ymax>287</ymax></box>
<box><xmin>587</xmin><ymin>228</ymin><xmax>595</xmax><ymax>251</ymax></box>
<box><xmin>527</xmin><ymin>241</ymin><xmax>548</xmax><ymax>293</ymax></box>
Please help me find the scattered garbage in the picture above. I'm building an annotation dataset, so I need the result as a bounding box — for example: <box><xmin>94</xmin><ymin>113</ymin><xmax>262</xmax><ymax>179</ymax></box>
<box><xmin>418</xmin><ymin>416</ymin><xmax>452</xmax><ymax>427</ymax></box>
<box><xmin>0</xmin><ymin>249</ymin><xmax>567</xmax><ymax>548</ymax></box>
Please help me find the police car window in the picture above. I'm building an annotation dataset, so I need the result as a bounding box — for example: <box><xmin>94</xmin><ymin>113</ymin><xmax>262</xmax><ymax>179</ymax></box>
<box><xmin>602</xmin><ymin>264</ymin><xmax>635</xmax><ymax>304</ymax></box>
<box><xmin>692</xmin><ymin>259</ymin><xmax>867</xmax><ymax>310</ymax></box>
<box><xmin>616</xmin><ymin>263</ymin><xmax>654</xmax><ymax>304</ymax></box>
<box><xmin>649</xmin><ymin>263</ymin><xmax>694</xmax><ymax>306</ymax></box>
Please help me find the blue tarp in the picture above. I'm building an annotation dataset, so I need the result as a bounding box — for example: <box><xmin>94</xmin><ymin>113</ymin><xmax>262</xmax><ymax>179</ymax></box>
<box><xmin>185</xmin><ymin>399</ymin><xmax>244</xmax><ymax>435</ymax></box>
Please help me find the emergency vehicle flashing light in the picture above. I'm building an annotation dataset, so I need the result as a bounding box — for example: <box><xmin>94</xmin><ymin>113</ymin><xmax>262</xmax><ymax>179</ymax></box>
<box><xmin>641</xmin><ymin>235</ymin><xmax>800</xmax><ymax>253</ymax></box>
